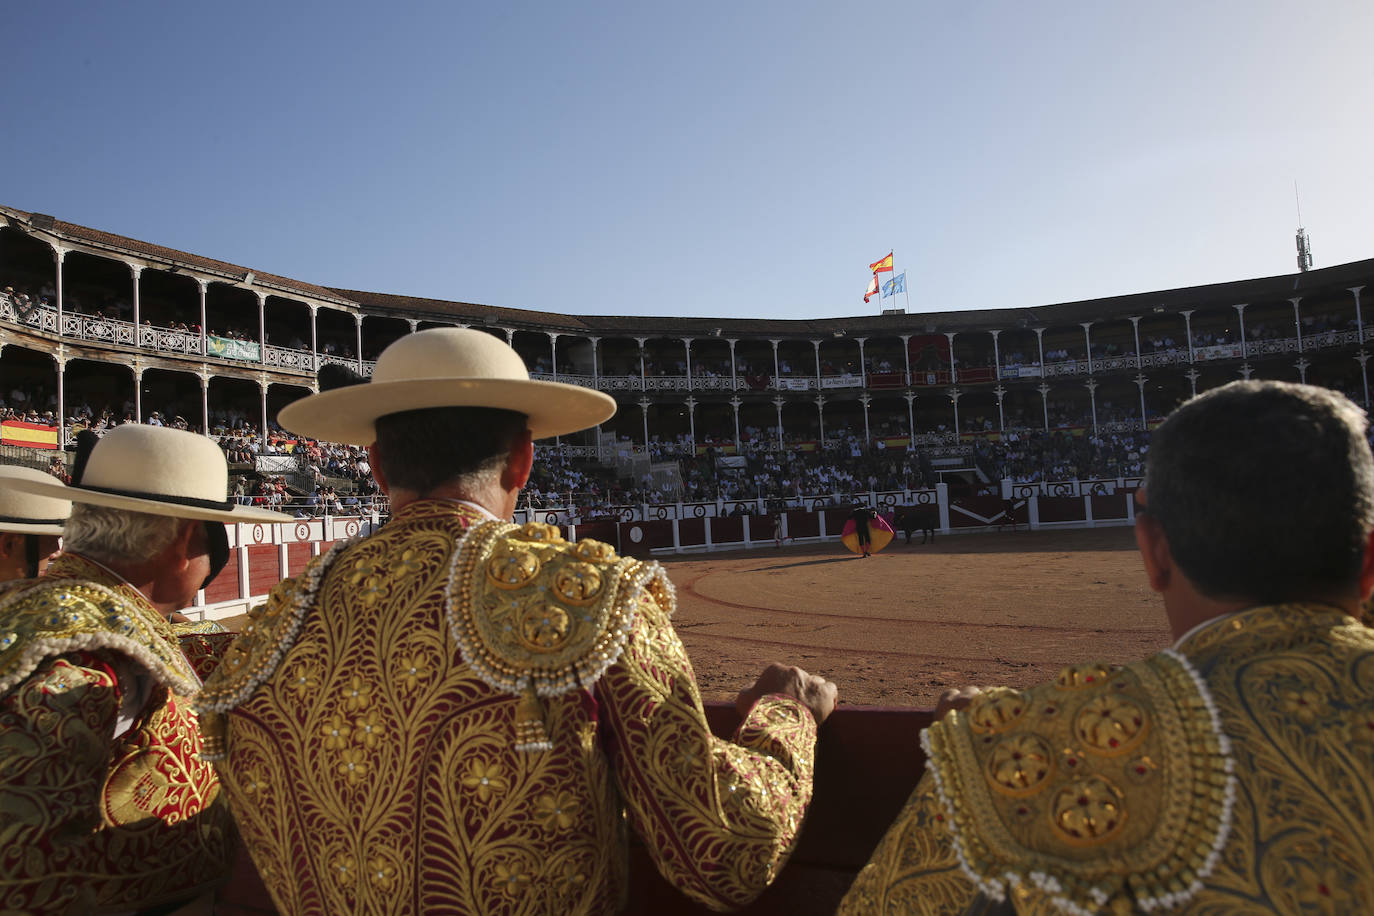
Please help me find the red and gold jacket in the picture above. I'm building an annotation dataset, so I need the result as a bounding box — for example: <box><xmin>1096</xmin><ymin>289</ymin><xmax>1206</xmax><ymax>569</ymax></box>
<box><xmin>198</xmin><ymin>500</ymin><xmax>818</xmax><ymax>914</ymax></box>
<box><xmin>839</xmin><ymin>604</ymin><xmax>1374</xmax><ymax>914</ymax></box>
<box><xmin>0</xmin><ymin>553</ymin><xmax>234</xmax><ymax>914</ymax></box>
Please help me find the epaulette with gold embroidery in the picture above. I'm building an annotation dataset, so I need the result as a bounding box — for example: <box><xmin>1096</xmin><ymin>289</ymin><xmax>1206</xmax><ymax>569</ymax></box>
<box><xmin>922</xmin><ymin>651</ymin><xmax>1235</xmax><ymax>915</ymax></box>
<box><xmin>448</xmin><ymin>521</ymin><xmax>671</xmax><ymax>751</ymax></box>
<box><xmin>0</xmin><ymin>578</ymin><xmax>199</xmax><ymax>698</ymax></box>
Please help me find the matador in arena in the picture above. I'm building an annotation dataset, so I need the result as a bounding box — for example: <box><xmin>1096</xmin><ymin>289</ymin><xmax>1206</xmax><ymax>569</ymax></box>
<box><xmin>197</xmin><ymin>328</ymin><xmax>837</xmax><ymax>914</ymax></box>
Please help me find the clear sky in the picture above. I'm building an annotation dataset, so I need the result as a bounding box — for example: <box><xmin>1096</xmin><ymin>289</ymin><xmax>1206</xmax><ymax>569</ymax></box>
<box><xmin>4</xmin><ymin>1</ymin><xmax>1370</xmax><ymax>320</ymax></box>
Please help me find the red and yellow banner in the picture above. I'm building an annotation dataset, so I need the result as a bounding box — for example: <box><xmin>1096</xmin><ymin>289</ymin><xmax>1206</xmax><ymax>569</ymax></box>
<box><xmin>1</xmin><ymin>420</ymin><xmax>59</xmax><ymax>449</ymax></box>
<box><xmin>869</xmin><ymin>252</ymin><xmax>894</xmax><ymax>273</ymax></box>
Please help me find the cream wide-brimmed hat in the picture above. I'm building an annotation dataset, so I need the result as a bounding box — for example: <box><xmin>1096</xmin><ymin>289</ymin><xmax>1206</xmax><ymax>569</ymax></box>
<box><xmin>0</xmin><ymin>466</ymin><xmax>72</xmax><ymax>535</ymax></box>
<box><xmin>276</xmin><ymin>327</ymin><xmax>617</xmax><ymax>445</ymax></box>
<box><xmin>0</xmin><ymin>426</ymin><xmax>290</xmax><ymax>523</ymax></box>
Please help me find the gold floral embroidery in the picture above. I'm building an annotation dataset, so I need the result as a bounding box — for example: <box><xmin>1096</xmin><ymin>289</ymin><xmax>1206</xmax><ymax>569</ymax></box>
<box><xmin>535</xmin><ymin>791</ymin><xmax>579</xmax><ymax>831</ymax></box>
<box><xmin>366</xmin><ymin>856</ymin><xmax>397</xmax><ymax>892</ymax></box>
<box><xmin>354</xmin><ymin>710</ymin><xmax>385</xmax><ymax>748</ymax></box>
<box><xmin>986</xmin><ymin>734</ymin><xmax>1054</xmax><ymax>796</ymax></box>
<box><xmin>1074</xmin><ymin>692</ymin><xmax>1149</xmax><ymax>756</ymax></box>
<box><xmin>330</xmin><ymin>853</ymin><xmax>357</xmax><ymax>888</ymax></box>
<box><xmin>396</xmin><ymin>548</ymin><xmax>423</xmax><ymax>577</ymax></box>
<box><xmin>394</xmin><ymin>650</ymin><xmax>429</xmax><ymax>692</ymax></box>
<box><xmin>494</xmin><ymin>861</ymin><xmax>531</xmax><ymax>897</ymax></box>
<box><xmin>320</xmin><ymin>713</ymin><xmax>351</xmax><ymax>750</ymax></box>
<box><xmin>1050</xmin><ymin>776</ymin><xmax>1126</xmax><ymax>845</ymax></box>
<box><xmin>462</xmin><ymin>761</ymin><xmax>508</xmax><ymax>802</ymax></box>
<box><xmin>1279</xmin><ymin>685</ymin><xmax>1325</xmax><ymax>724</ymax></box>
<box><xmin>284</xmin><ymin>657</ymin><xmax>321</xmax><ymax>700</ymax></box>
<box><xmin>343</xmin><ymin>675</ymin><xmax>372</xmax><ymax>711</ymax></box>
<box><xmin>338</xmin><ymin>748</ymin><xmax>369</xmax><ymax>785</ymax></box>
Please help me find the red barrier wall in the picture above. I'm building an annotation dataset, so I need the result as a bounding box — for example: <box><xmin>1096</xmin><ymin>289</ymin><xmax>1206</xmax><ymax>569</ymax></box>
<box><xmin>246</xmin><ymin>545</ymin><xmax>280</xmax><ymax>597</ymax></box>
<box><xmin>203</xmin><ymin>551</ymin><xmax>240</xmax><ymax>604</ymax></box>
<box><xmin>574</xmin><ymin>520</ymin><xmax>619</xmax><ymax>549</ymax></box>
<box><xmin>713</xmin><ymin>516</ymin><xmax>745</xmax><ymax>544</ymax></box>
<box><xmin>286</xmin><ymin>542</ymin><xmax>313</xmax><ymax>577</ymax></box>
<box><xmin>677</xmin><ymin>518</ymin><xmax>706</xmax><ymax>548</ymax></box>
<box><xmin>1038</xmin><ymin>496</ymin><xmax>1087</xmax><ymax>523</ymax></box>
<box><xmin>1091</xmin><ymin>494</ymin><xmax>1128</xmax><ymax>520</ymax></box>
<box><xmin>785</xmin><ymin>510</ymin><xmax>818</xmax><ymax>539</ymax></box>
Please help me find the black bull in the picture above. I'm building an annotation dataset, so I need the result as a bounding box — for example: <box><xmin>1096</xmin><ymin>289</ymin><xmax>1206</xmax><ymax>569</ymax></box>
<box><xmin>894</xmin><ymin>505</ymin><xmax>939</xmax><ymax>544</ymax></box>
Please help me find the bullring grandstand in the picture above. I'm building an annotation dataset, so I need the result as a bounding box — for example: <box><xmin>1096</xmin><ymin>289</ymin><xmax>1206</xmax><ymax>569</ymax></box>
<box><xmin>3</xmin><ymin>200</ymin><xmax>1373</xmax><ymax>594</ymax></box>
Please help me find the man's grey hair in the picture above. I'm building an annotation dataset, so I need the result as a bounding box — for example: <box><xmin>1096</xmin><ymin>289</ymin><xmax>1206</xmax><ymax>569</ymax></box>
<box><xmin>63</xmin><ymin>504</ymin><xmax>191</xmax><ymax>566</ymax></box>
<box><xmin>1144</xmin><ymin>380</ymin><xmax>1374</xmax><ymax>603</ymax></box>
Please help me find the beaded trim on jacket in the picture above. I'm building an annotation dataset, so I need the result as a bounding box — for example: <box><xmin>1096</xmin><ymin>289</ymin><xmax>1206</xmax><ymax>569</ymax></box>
<box><xmin>194</xmin><ymin>538</ymin><xmax>354</xmax><ymax>715</ymax></box>
<box><xmin>919</xmin><ymin>650</ymin><xmax>1236</xmax><ymax>916</ymax></box>
<box><xmin>0</xmin><ymin>577</ymin><xmax>200</xmax><ymax>698</ymax></box>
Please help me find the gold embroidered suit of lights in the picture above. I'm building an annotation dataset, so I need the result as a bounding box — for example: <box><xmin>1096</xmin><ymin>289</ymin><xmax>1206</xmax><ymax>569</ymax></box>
<box><xmin>840</xmin><ymin>604</ymin><xmax>1374</xmax><ymax>915</ymax></box>
<box><xmin>198</xmin><ymin>500</ymin><xmax>819</xmax><ymax>915</ymax></box>
<box><xmin>0</xmin><ymin>556</ymin><xmax>233</xmax><ymax>912</ymax></box>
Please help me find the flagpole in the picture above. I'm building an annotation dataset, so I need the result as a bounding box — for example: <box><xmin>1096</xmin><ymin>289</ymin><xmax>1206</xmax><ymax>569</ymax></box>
<box><xmin>902</xmin><ymin>252</ymin><xmax>913</xmax><ymax>313</ymax></box>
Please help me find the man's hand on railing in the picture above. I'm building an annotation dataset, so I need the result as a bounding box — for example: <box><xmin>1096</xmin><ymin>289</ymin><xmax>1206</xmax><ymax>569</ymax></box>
<box><xmin>736</xmin><ymin>662</ymin><xmax>838</xmax><ymax>725</ymax></box>
<box><xmin>932</xmin><ymin>685</ymin><xmax>981</xmax><ymax>720</ymax></box>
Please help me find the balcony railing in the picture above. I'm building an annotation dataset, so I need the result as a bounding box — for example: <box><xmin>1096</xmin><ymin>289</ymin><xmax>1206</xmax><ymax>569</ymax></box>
<box><xmin>5</xmin><ymin>293</ymin><xmax>1372</xmax><ymax>393</ymax></box>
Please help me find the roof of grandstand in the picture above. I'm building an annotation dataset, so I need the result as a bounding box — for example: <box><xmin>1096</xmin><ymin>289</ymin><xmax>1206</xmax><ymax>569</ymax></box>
<box><xmin>7</xmin><ymin>202</ymin><xmax>1374</xmax><ymax>337</ymax></box>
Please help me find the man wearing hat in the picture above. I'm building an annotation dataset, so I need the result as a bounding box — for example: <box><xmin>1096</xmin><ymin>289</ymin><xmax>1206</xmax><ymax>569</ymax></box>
<box><xmin>0</xmin><ymin>465</ymin><xmax>71</xmax><ymax>581</ymax></box>
<box><xmin>198</xmin><ymin>328</ymin><xmax>836</xmax><ymax>914</ymax></box>
<box><xmin>0</xmin><ymin>425</ymin><xmax>289</xmax><ymax>914</ymax></box>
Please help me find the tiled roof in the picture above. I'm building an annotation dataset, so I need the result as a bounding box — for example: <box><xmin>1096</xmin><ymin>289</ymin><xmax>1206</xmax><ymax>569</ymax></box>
<box><xmin>1</xmin><ymin>205</ymin><xmax>354</xmax><ymax>306</ymax></box>
<box><xmin>7</xmin><ymin>203</ymin><xmax>1374</xmax><ymax>337</ymax></box>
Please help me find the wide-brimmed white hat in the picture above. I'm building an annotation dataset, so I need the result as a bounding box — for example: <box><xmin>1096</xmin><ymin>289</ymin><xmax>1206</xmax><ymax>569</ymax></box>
<box><xmin>277</xmin><ymin>327</ymin><xmax>617</xmax><ymax>444</ymax></box>
<box><xmin>0</xmin><ymin>426</ymin><xmax>289</xmax><ymax>523</ymax></box>
<box><xmin>0</xmin><ymin>466</ymin><xmax>72</xmax><ymax>535</ymax></box>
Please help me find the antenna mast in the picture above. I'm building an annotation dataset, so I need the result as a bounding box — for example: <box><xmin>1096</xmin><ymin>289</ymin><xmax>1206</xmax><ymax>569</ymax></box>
<box><xmin>1295</xmin><ymin>181</ymin><xmax>1313</xmax><ymax>272</ymax></box>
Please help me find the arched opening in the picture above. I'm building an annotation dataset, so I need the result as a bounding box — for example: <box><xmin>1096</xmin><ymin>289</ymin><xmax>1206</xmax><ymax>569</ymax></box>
<box><xmin>0</xmin><ymin>227</ymin><xmax>57</xmax><ymax>303</ymax></box>
<box><xmin>1</xmin><ymin>345</ymin><xmax>60</xmax><ymax>425</ymax></box>
<box><xmin>63</xmin><ymin>358</ymin><xmax>133</xmax><ymax>430</ymax></box>
<box><xmin>361</xmin><ymin>315</ymin><xmax>410</xmax><ymax>362</ymax></box>
<box><xmin>139</xmin><ymin>367</ymin><xmax>202</xmax><ymax>430</ymax></box>
<box><xmin>210</xmin><ymin>376</ymin><xmax>266</xmax><ymax>438</ymax></box>
<box><xmin>62</xmin><ymin>250</ymin><xmax>133</xmax><ymax>321</ymax></box>
<box><xmin>316</xmin><ymin>307</ymin><xmax>358</xmax><ymax>363</ymax></box>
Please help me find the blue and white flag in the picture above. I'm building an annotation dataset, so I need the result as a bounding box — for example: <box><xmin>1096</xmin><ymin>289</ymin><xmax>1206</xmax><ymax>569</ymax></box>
<box><xmin>882</xmin><ymin>272</ymin><xmax>906</xmax><ymax>298</ymax></box>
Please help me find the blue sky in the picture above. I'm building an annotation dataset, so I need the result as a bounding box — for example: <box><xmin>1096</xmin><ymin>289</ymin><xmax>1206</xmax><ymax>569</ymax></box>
<box><xmin>4</xmin><ymin>1</ymin><xmax>1370</xmax><ymax>319</ymax></box>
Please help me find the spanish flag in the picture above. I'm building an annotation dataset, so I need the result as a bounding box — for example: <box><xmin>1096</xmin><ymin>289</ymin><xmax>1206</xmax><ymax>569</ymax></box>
<box><xmin>869</xmin><ymin>252</ymin><xmax>894</xmax><ymax>274</ymax></box>
<box><xmin>1</xmin><ymin>420</ymin><xmax>59</xmax><ymax>449</ymax></box>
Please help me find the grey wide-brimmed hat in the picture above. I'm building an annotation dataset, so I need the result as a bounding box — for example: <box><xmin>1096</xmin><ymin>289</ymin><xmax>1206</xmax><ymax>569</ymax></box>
<box><xmin>0</xmin><ymin>466</ymin><xmax>72</xmax><ymax>535</ymax></box>
<box><xmin>0</xmin><ymin>425</ymin><xmax>290</xmax><ymax>523</ymax></box>
<box><xmin>276</xmin><ymin>327</ymin><xmax>617</xmax><ymax>445</ymax></box>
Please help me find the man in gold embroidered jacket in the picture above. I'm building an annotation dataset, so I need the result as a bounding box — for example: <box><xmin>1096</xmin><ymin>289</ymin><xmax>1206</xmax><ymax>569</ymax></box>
<box><xmin>840</xmin><ymin>380</ymin><xmax>1374</xmax><ymax>914</ymax></box>
<box><xmin>0</xmin><ymin>425</ymin><xmax>290</xmax><ymax>914</ymax></box>
<box><xmin>197</xmin><ymin>329</ymin><xmax>836</xmax><ymax>914</ymax></box>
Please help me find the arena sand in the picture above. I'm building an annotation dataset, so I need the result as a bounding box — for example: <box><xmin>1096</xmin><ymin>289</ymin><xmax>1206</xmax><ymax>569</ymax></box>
<box><xmin>662</xmin><ymin>526</ymin><xmax>1171</xmax><ymax>707</ymax></box>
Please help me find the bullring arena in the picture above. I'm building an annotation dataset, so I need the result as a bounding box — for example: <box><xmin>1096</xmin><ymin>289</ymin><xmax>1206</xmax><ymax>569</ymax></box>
<box><xmin>2</xmin><ymin>204</ymin><xmax>1371</xmax><ymax>912</ymax></box>
<box><xmin>667</xmin><ymin>526</ymin><xmax>1167</xmax><ymax>707</ymax></box>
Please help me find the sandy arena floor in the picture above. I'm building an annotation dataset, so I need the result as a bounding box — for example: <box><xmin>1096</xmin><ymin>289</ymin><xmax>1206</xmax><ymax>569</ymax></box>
<box><xmin>660</xmin><ymin>526</ymin><xmax>1172</xmax><ymax>708</ymax></box>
